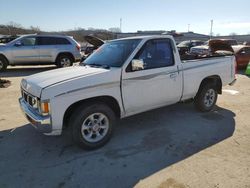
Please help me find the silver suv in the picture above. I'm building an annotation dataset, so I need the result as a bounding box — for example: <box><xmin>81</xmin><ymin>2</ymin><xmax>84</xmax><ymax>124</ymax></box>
<box><xmin>0</xmin><ymin>34</ymin><xmax>81</xmax><ymax>71</ymax></box>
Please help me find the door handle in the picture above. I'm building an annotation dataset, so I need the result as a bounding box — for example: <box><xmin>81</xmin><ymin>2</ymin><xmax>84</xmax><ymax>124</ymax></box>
<box><xmin>170</xmin><ymin>73</ymin><xmax>177</xmax><ymax>79</ymax></box>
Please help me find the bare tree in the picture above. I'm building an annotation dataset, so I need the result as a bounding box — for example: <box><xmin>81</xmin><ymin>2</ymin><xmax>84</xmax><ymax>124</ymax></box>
<box><xmin>6</xmin><ymin>22</ymin><xmax>23</xmax><ymax>35</ymax></box>
<box><xmin>30</xmin><ymin>26</ymin><xmax>41</xmax><ymax>33</ymax></box>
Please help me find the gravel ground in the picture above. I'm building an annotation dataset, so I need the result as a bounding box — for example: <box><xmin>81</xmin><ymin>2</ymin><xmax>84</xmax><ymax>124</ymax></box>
<box><xmin>0</xmin><ymin>66</ymin><xmax>249</xmax><ymax>188</ymax></box>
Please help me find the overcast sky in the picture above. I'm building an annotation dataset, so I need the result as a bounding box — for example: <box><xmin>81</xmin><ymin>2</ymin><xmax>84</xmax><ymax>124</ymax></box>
<box><xmin>1</xmin><ymin>0</ymin><xmax>250</xmax><ymax>35</ymax></box>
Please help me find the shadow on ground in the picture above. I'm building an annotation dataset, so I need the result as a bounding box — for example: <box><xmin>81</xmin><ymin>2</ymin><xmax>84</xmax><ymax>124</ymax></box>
<box><xmin>0</xmin><ymin>103</ymin><xmax>235</xmax><ymax>188</ymax></box>
<box><xmin>0</xmin><ymin>66</ymin><xmax>56</xmax><ymax>77</ymax></box>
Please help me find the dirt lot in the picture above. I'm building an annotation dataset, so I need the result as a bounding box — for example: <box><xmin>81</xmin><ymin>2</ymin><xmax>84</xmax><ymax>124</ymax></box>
<box><xmin>0</xmin><ymin>66</ymin><xmax>249</xmax><ymax>188</ymax></box>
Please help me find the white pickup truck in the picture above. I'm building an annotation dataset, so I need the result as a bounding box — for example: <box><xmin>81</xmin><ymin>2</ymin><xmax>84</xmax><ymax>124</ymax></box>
<box><xmin>19</xmin><ymin>35</ymin><xmax>236</xmax><ymax>149</ymax></box>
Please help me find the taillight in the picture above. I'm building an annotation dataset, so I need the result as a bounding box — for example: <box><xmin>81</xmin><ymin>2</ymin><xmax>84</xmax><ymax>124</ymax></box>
<box><xmin>76</xmin><ymin>44</ymin><xmax>81</xmax><ymax>51</ymax></box>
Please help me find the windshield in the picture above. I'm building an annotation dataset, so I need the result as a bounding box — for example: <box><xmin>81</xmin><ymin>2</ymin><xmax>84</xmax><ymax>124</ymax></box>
<box><xmin>83</xmin><ymin>39</ymin><xmax>141</xmax><ymax>67</ymax></box>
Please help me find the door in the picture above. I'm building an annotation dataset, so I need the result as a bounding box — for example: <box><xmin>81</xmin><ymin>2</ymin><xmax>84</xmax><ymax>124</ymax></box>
<box><xmin>11</xmin><ymin>36</ymin><xmax>39</xmax><ymax>64</ymax></box>
<box><xmin>122</xmin><ymin>39</ymin><xmax>182</xmax><ymax>115</ymax></box>
<box><xmin>36</xmin><ymin>36</ymin><xmax>57</xmax><ymax>63</ymax></box>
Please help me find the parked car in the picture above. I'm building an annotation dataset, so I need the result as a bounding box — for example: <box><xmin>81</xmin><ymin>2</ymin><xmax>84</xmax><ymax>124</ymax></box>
<box><xmin>233</xmin><ymin>45</ymin><xmax>250</xmax><ymax>68</ymax></box>
<box><xmin>0</xmin><ymin>35</ymin><xmax>19</xmax><ymax>44</ymax></box>
<box><xmin>19</xmin><ymin>35</ymin><xmax>236</xmax><ymax>150</ymax></box>
<box><xmin>243</xmin><ymin>41</ymin><xmax>250</xmax><ymax>46</ymax></box>
<box><xmin>177</xmin><ymin>40</ymin><xmax>205</xmax><ymax>55</ymax></box>
<box><xmin>0</xmin><ymin>34</ymin><xmax>81</xmax><ymax>71</ymax></box>
<box><xmin>191</xmin><ymin>39</ymin><xmax>238</xmax><ymax>55</ymax></box>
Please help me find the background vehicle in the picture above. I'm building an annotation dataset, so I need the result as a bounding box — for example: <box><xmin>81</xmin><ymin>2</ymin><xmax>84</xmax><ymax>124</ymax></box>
<box><xmin>243</xmin><ymin>41</ymin><xmax>250</xmax><ymax>46</ymax></box>
<box><xmin>191</xmin><ymin>39</ymin><xmax>238</xmax><ymax>55</ymax></box>
<box><xmin>19</xmin><ymin>35</ymin><xmax>236</xmax><ymax>150</ymax></box>
<box><xmin>0</xmin><ymin>35</ymin><xmax>19</xmax><ymax>44</ymax></box>
<box><xmin>0</xmin><ymin>34</ymin><xmax>81</xmax><ymax>71</ymax></box>
<box><xmin>233</xmin><ymin>45</ymin><xmax>250</xmax><ymax>68</ymax></box>
<box><xmin>177</xmin><ymin>40</ymin><xmax>205</xmax><ymax>55</ymax></box>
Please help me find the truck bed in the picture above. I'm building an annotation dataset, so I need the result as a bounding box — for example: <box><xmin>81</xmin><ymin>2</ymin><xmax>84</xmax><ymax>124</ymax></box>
<box><xmin>180</xmin><ymin>55</ymin><xmax>235</xmax><ymax>101</ymax></box>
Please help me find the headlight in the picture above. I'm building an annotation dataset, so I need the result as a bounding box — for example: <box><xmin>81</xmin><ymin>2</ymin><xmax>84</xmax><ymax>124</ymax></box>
<box><xmin>38</xmin><ymin>100</ymin><xmax>50</xmax><ymax>116</ymax></box>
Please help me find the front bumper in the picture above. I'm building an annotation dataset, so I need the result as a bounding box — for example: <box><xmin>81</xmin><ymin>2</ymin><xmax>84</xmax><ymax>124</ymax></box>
<box><xmin>19</xmin><ymin>98</ymin><xmax>52</xmax><ymax>133</ymax></box>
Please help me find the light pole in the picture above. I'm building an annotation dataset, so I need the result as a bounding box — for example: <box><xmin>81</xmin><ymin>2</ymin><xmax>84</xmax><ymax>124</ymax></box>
<box><xmin>210</xmin><ymin>20</ymin><xmax>213</xmax><ymax>39</ymax></box>
<box><xmin>188</xmin><ymin>24</ymin><xmax>190</xmax><ymax>32</ymax></box>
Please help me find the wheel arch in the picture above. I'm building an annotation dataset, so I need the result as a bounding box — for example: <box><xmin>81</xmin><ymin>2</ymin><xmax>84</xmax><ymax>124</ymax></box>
<box><xmin>197</xmin><ymin>75</ymin><xmax>222</xmax><ymax>95</ymax></box>
<box><xmin>55</xmin><ymin>52</ymin><xmax>75</xmax><ymax>62</ymax></box>
<box><xmin>63</xmin><ymin>95</ymin><xmax>121</xmax><ymax>129</ymax></box>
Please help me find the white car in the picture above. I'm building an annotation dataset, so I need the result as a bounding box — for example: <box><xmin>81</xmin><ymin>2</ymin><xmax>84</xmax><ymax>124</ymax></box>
<box><xmin>19</xmin><ymin>35</ymin><xmax>237</xmax><ymax>149</ymax></box>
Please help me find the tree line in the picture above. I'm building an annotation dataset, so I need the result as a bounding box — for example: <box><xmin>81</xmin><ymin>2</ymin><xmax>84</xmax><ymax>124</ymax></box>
<box><xmin>0</xmin><ymin>22</ymin><xmax>121</xmax><ymax>42</ymax></box>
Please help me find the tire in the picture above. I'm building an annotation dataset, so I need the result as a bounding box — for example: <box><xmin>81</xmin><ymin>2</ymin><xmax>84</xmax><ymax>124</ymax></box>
<box><xmin>194</xmin><ymin>83</ymin><xmax>218</xmax><ymax>112</ymax></box>
<box><xmin>0</xmin><ymin>56</ymin><xmax>8</xmax><ymax>71</ymax></box>
<box><xmin>56</xmin><ymin>54</ymin><xmax>73</xmax><ymax>68</ymax></box>
<box><xmin>70</xmin><ymin>103</ymin><xmax>116</xmax><ymax>150</ymax></box>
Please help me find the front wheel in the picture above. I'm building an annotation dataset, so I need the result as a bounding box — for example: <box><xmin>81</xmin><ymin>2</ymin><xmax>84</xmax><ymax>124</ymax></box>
<box><xmin>70</xmin><ymin>103</ymin><xmax>116</xmax><ymax>150</ymax></box>
<box><xmin>194</xmin><ymin>83</ymin><xmax>218</xmax><ymax>112</ymax></box>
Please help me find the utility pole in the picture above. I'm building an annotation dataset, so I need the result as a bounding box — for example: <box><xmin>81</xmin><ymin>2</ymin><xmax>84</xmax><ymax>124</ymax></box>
<box><xmin>210</xmin><ymin>20</ymin><xmax>213</xmax><ymax>39</ymax></box>
<box><xmin>188</xmin><ymin>24</ymin><xmax>190</xmax><ymax>32</ymax></box>
<box><xmin>120</xmin><ymin>18</ymin><xmax>122</xmax><ymax>33</ymax></box>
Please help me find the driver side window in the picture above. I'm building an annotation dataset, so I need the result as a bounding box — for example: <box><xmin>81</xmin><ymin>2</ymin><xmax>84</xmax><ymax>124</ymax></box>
<box><xmin>129</xmin><ymin>39</ymin><xmax>174</xmax><ymax>71</ymax></box>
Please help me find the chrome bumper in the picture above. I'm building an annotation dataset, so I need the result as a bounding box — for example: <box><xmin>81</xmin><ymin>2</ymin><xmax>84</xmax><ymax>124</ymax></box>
<box><xmin>19</xmin><ymin>98</ymin><xmax>52</xmax><ymax>133</ymax></box>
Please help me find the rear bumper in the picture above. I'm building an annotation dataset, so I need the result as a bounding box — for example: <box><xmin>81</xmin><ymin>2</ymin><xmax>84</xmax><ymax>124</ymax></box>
<box><xmin>74</xmin><ymin>53</ymin><xmax>82</xmax><ymax>62</ymax></box>
<box><xmin>19</xmin><ymin>98</ymin><xmax>52</xmax><ymax>133</ymax></box>
<box><xmin>229</xmin><ymin>79</ymin><xmax>237</xmax><ymax>86</ymax></box>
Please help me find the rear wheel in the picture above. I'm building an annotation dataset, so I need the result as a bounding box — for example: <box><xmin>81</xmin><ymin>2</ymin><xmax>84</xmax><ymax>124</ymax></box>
<box><xmin>70</xmin><ymin>103</ymin><xmax>116</xmax><ymax>150</ymax></box>
<box><xmin>0</xmin><ymin>56</ymin><xmax>8</xmax><ymax>71</ymax></box>
<box><xmin>194</xmin><ymin>83</ymin><xmax>218</xmax><ymax>112</ymax></box>
<box><xmin>56</xmin><ymin>54</ymin><xmax>73</xmax><ymax>68</ymax></box>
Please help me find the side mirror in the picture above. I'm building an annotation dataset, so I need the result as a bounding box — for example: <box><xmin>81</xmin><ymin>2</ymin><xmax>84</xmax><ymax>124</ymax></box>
<box><xmin>14</xmin><ymin>41</ymin><xmax>22</xmax><ymax>47</ymax></box>
<box><xmin>131</xmin><ymin>59</ymin><xmax>144</xmax><ymax>71</ymax></box>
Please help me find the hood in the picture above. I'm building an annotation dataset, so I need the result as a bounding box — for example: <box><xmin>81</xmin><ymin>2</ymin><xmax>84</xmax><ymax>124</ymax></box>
<box><xmin>209</xmin><ymin>39</ymin><xmax>234</xmax><ymax>54</ymax></box>
<box><xmin>84</xmin><ymin>35</ymin><xmax>104</xmax><ymax>48</ymax></box>
<box><xmin>21</xmin><ymin>65</ymin><xmax>111</xmax><ymax>97</ymax></box>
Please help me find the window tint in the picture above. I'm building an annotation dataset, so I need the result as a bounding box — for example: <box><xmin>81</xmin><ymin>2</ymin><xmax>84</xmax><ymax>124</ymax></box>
<box><xmin>56</xmin><ymin>37</ymin><xmax>71</xmax><ymax>45</ymax></box>
<box><xmin>37</xmin><ymin>37</ymin><xmax>71</xmax><ymax>45</ymax></box>
<box><xmin>37</xmin><ymin>37</ymin><xmax>56</xmax><ymax>45</ymax></box>
<box><xmin>21</xmin><ymin>37</ymin><xmax>36</xmax><ymax>46</ymax></box>
<box><xmin>134</xmin><ymin>39</ymin><xmax>174</xmax><ymax>70</ymax></box>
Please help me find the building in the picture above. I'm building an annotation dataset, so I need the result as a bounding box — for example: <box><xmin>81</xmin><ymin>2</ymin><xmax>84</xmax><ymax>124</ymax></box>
<box><xmin>116</xmin><ymin>30</ymin><xmax>210</xmax><ymax>42</ymax></box>
<box><xmin>116</xmin><ymin>30</ymin><xmax>250</xmax><ymax>44</ymax></box>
